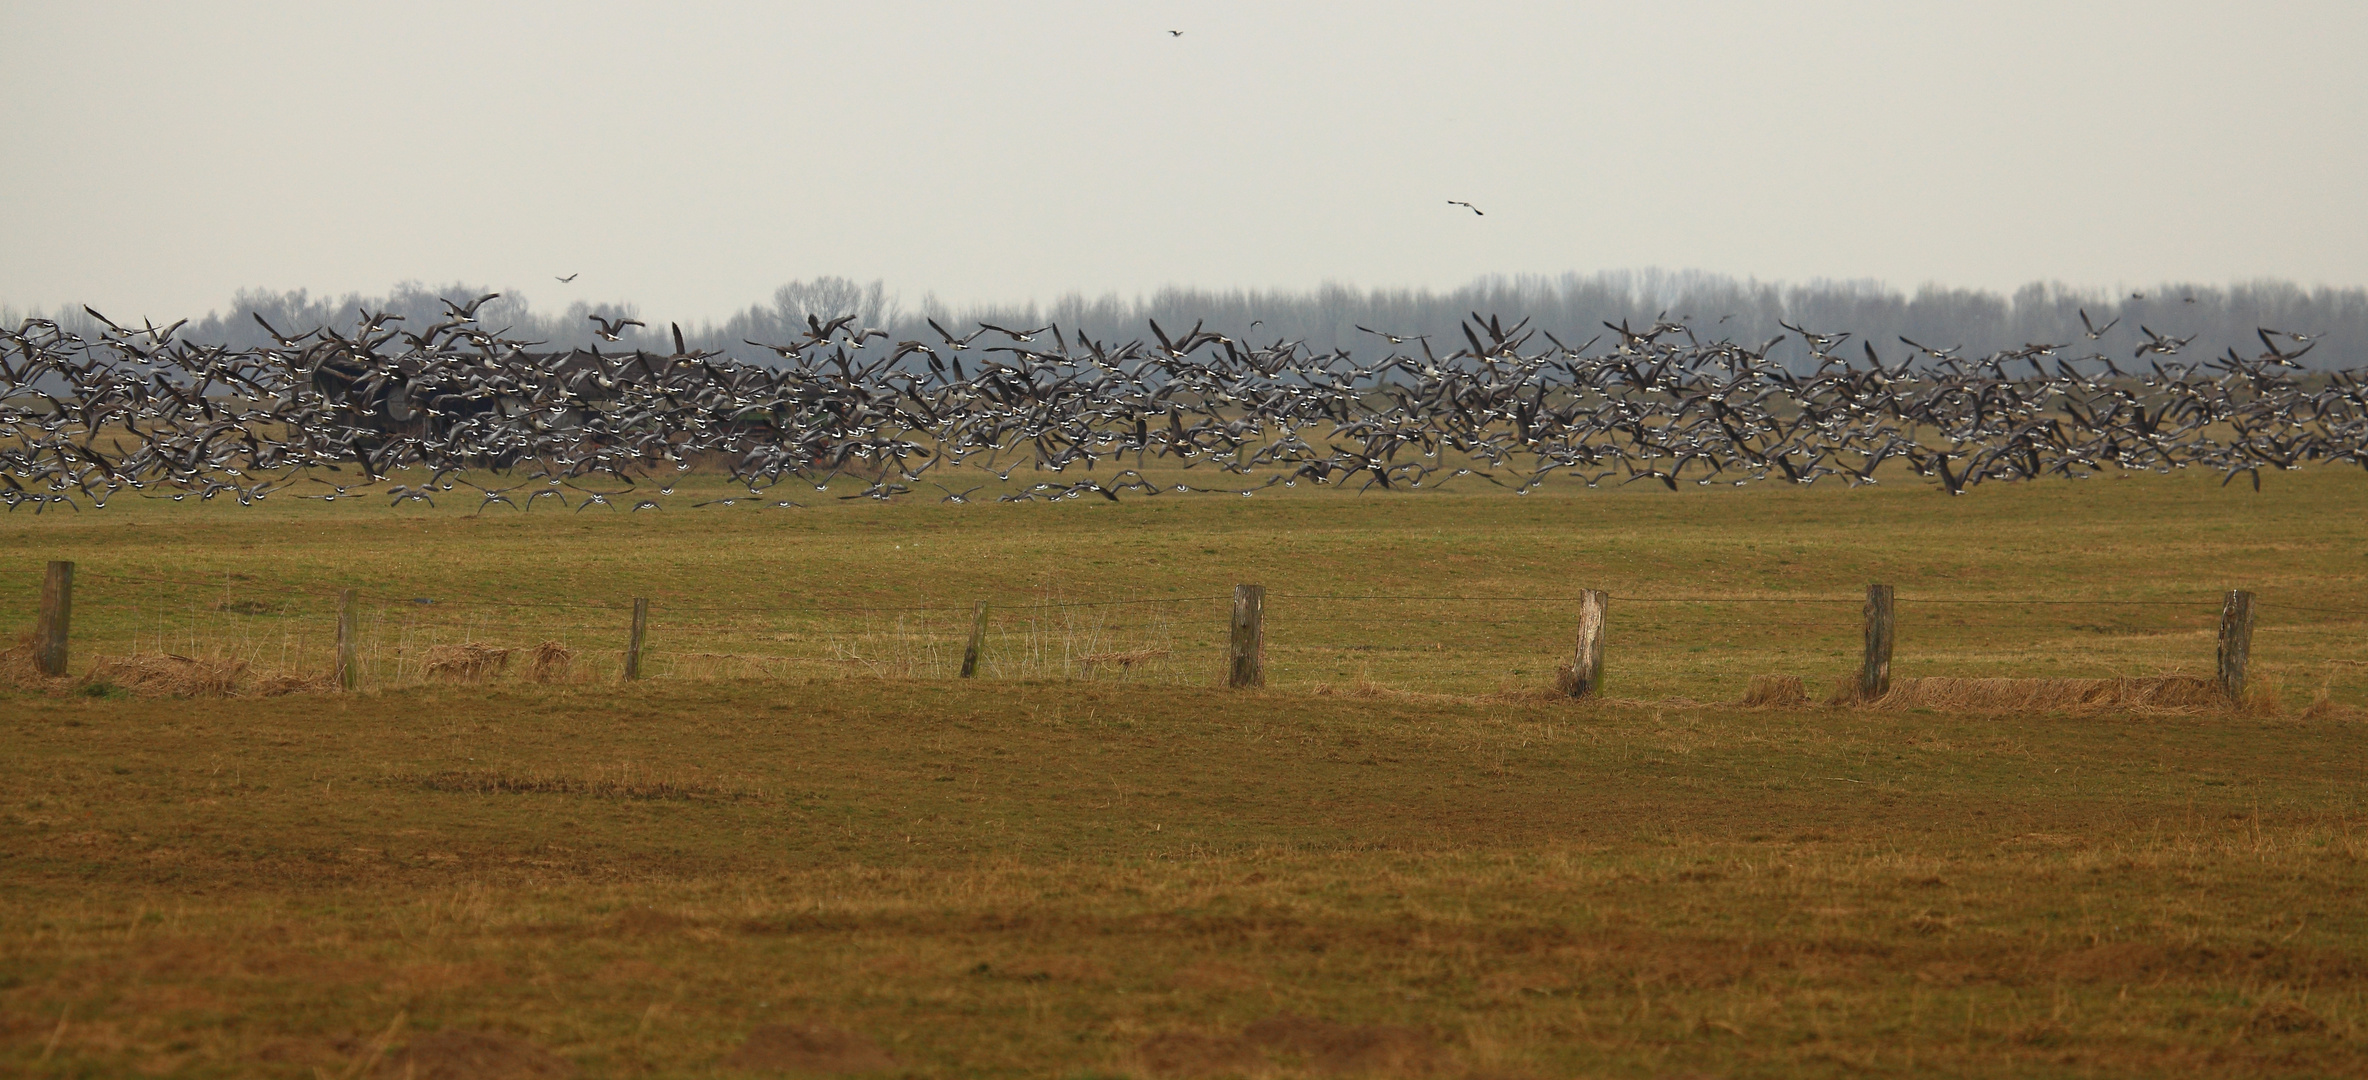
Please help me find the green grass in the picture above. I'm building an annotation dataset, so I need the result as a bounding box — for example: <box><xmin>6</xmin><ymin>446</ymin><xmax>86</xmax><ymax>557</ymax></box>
<box><xmin>3</xmin><ymin>467</ymin><xmax>2365</xmax><ymax>703</ymax></box>
<box><xmin>3</xmin><ymin>469</ymin><xmax>2367</xmax><ymax>1077</ymax></box>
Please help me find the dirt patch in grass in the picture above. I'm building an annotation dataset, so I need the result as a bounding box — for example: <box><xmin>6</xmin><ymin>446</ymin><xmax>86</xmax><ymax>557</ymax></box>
<box><xmin>402</xmin><ymin>769</ymin><xmax>760</xmax><ymax>802</ymax></box>
<box><xmin>379</xmin><ymin>1028</ymin><xmax>574</xmax><ymax>1079</ymax></box>
<box><xmin>249</xmin><ymin>670</ymin><xmax>338</xmax><ymax>695</ymax></box>
<box><xmin>722</xmin><ymin>1023</ymin><xmax>894</xmax><ymax>1074</ymax></box>
<box><xmin>1138</xmin><ymin>1015</ymin><xmax>1446</xmax><ymax>1077</ymax></box>
<box><xmin>2251</xmin><ymin>1001</ymin><xmax>2329</xmax><ymax>1036</ymax></box>
<box><xmin>607</xmin><ymin>906</ymin><xmax>695</xmax><ymax>937</ymax></box>
<box><xmin>1135</xmin><ymin>1030</ymin><xmax>1263</xmax><ymax>1077</ymax></box>
<box><xmin>1243</xmin><ymin>1014</ymin><xmax>1445</xmax><ymax>1076</ymax></box>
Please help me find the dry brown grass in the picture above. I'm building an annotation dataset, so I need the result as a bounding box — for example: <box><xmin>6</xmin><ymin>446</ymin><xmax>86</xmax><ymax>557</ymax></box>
<box><xmin>523</xmin><ymin>640</ymin><xmax>574</xmax><ymax>683</ymax></box>
<box><xmin>79</xmin><ymin>652</ymin><xmax>247</xmax><ymax>697</ymax></box>
<box><xmin>14</xmin><ymin>642</ymin><xmax>336</xmax><ymax>698</ymax></box>
<box><xmin>401</xmin><ymin>767</ymin><xmax>761</xmax><ymax>802</ymax></box>
<box><xmin>1870</xmin><ymin>673</ymin><xmax>2225</xmax><ymax>711</ymax></box>
<box><xmin>1741</xmin><ymin>673</ymin><xmax>1808</xmax><ymax>707</ymax></box>
<box><xmin>2303</xmin><ymin>698</ymin><xmax>2368</xmax><ymax>721</ymax></box>
<box><xmin>378</xmin><ymin>1028</ymin><xmax>575</xmax><ymax>1079</ymax></box>
<box><xmin>248</xmin><ymin>670</ymin><xmax>339</xmax><ymax>696</ymax></box>
<box><xmin>6</xmin><ymin>466</ymin><xmax>2364</xmax><ymax>708</ymax></box>
<box><xmin>0</xmin><ymin>637</ymin><xmax>46</xmax><ymax>688</ymax></box>
<box><xmin>5</xmin><ymin>468</ymin><xmax>2367</xmax><ymax>1076</ymax></box>
<box><xmin>421</xmin><ymin>642</ymin><xmax>513</xmax><ymax>682</ymax></box>
<box><xmin>1135</xmin><ymin>1015</ymin><xmax>1444</xmax><ymax>1077</ymax></box>
<box><xmin>1307</xmin><ymin>677</ymin><xmax>1571</xmax><ymax>707</ymax></box>
<box><xmin>6</xmin><ymin>681</ymin><xmax>2368</xmax><ymax>1077</ymax></box>
<box><xmin>722</xmin><ymin>1024</ymin><xmax>894</xmax><ymax>1075</ymax></box>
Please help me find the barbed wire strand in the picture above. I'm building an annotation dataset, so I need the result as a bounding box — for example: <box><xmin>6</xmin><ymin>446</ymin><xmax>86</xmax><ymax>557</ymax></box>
<box><xmin>23</xmin><ymin>566</ymin><xmax>2365</xmax><ymax>618</ymax></box>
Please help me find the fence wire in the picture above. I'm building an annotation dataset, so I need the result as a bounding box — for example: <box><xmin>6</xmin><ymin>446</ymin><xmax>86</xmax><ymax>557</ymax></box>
<box><xmin>2</xmin><ymin>568</ymin><xmax>2362</xmax><ymax>707</ymax></box>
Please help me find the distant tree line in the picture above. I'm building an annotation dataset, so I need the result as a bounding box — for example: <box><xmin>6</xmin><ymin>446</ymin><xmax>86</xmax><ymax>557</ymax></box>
<box><xmin>10</xmin><ymin>270</ymin><xmax>2364</xmax><ymax>371</ymax></box>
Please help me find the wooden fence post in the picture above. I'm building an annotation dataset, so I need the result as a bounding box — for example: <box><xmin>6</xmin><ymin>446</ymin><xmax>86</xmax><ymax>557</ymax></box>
<box><xmin>1860</xmin><ymin>583</ymin><xmax>1895</xmax><ymax>701</ymax></box>
<box><xmin>959</xmin><ymin>601</ymin><xmax>988</xmax><ymax>678</ymax></box>
<box><xmin>34</xmin><ymin>561</ymin><xmax>72</xmax><ymax>677</ymax></box>
<box><xmin>1565</xmin><ymin>589</ymin><xmax>1608</xmax><ymax>698</ymax></box>
<box><xmin>1228</xmin><ymin>584</ymin><xmax>1265</xmax><ymax>689</ymax></box>
<box><xmin>335</xmin><ymin>588</ymin><xmax>358</xmax><ymax>691</ymax></box>
<box><xmin>2218</xmin><ymin>589</ymin><xmax>2255</xmax><ymax>706</ymax></box>
<box><xmin>626</xmin><ymin>597</ymin><xmax>649</xmax><ymax>681</ymax></box>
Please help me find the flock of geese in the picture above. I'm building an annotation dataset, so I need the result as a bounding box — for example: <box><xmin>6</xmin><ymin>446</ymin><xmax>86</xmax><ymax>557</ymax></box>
<box><xmin>0</xmin><ymin>300</ymin><xmax>2359</xmax><ymax>512</ymax></box>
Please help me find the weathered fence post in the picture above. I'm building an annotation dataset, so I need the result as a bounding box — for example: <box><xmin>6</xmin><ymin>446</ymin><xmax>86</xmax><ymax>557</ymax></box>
<box><xmin>2218</xmin><ymin>589</ymin><xmax>2255</xmax><ymax>706</ymax></box>
<box><xmin>1860</xmin><ymin>583</ymin><xmax>1895</xmax><ymax>701</ymax></box>
<box><xmin>335</xmin><ymin>588</ymin><xmax>358</xmax><ymax>691</ymax></box>
<box><xmin>1228</xmin><ymin>584</ymin><xmax>1265</xmax><ymax>689</ymax></box>
<box><xmin>1565</xmin><ymin>589</ymin><xmax>1608</xmax><ymax>698</ymax></box>
<box><xmin>626</xmin><ymin>597</ymin><xmax>649</xmax><ymax>681</ymax></box>
<box><xmin>959</xmin><ymin>601</ymin><xmax>988</xmax><ymax>678</ymax></box>
<box><xmin>34</xmin><ymin>561</ymin><xmax>72</xmax><ymax>677</ymax></box>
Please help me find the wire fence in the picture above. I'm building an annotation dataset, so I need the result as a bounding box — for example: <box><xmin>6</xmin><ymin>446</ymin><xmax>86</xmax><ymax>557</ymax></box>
<box><xmin>2</xmin><ymin>564</ymin><xmax>2363</xmax><ymax>708</ymax></box>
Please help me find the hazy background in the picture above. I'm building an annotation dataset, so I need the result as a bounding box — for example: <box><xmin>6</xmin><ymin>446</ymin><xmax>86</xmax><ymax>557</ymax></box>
<box><xmin>6</xmin><ymin>0</ymin><xmax>2365</xmax><ymax>351</ymax></box>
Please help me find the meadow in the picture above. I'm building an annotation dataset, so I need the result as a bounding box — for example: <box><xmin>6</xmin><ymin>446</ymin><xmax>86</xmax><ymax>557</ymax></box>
<box><xmin>3</xmin><ymin>469</ymin><xmax>2367</xmax><ymax>1077</ymax></box>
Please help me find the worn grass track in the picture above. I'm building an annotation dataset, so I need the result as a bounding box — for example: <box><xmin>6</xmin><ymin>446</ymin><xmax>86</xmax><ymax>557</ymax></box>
<box><xmin>3</xmin><ymin>469</ymin><xmax>2367</xmax><ymax>1077</ymax></box>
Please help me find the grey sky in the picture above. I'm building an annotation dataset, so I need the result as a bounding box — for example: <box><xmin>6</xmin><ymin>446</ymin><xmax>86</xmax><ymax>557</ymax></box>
<box><xmin>6</xmin><ymin>1</ymin><xmax>2364</xmax><ymax>325</ymax></box>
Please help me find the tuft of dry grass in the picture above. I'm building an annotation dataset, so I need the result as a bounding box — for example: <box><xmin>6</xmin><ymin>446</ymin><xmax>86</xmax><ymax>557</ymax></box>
<box><xmin>421</xmin><ymin>642</ymin><xmax>513</xmax><ymax>682</ymax></box>
<box><xmin>79</xmin><ymin>652</ymin><xmax>247</xmax><ymax>697</ymax></box>
<box><xmin>0</xmin><ymin>636</ymin><xmax>48</xmax><ymax>688</ymax></box>
<box><xmin>1550</xmin><ymin>662</ymin><xmax>1581</xmax><ymax>697</ymax></box>
<box><xmin>1741</xmin><ymin>673</ymin><xmax>1808</xmax><ymax>707</ymax></box>
<box><xmin>523</xmin><ymin>640</ymin><xmax>574</xmax><ymax>683</ymax></box>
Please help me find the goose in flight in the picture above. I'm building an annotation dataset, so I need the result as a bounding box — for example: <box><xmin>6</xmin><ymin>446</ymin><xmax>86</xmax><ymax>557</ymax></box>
<box><xmin>2133</xmin><ymin>325</ymin><xmax>2196</xmax><ymax>359</ymax></box>
<box><xmin>1355</xmin><ymin>325</ymin><xmax>1425</xmax><ymax>345</ymax></box>
<box><xmin>980</xmin><ymin>323</ymin><xmax>1053</xmax><ymax>343</ymax></box>
<box><xmin>587</xmin><ymin>314</ymin><xmax>645</xmax><ymax>341</ymax></box>
<box><xmin>442</xmin><ymin>293</ymin><xmax>500</xmax><ymax>322</ymax></box>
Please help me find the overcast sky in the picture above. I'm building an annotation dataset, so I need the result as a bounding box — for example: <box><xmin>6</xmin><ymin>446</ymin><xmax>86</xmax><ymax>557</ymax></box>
<box><xmin>6</xmin><ymin>1</ymin><xmax>2364</xmax><ymax>324</ymax></box>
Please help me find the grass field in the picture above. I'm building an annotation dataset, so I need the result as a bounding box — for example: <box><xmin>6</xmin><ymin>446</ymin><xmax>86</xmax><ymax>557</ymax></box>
<box><xmin>3</xmin><ymin>466</ymin><xmax>2366</xmax><ymax>703</ymax></box>
<box><xmin>4</xmin><ymin>469</ymin><xmax>2367</xmax><ymax>1077</ymax></box>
